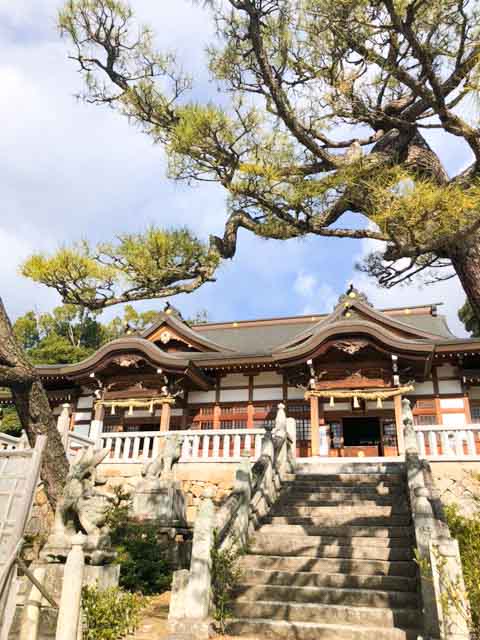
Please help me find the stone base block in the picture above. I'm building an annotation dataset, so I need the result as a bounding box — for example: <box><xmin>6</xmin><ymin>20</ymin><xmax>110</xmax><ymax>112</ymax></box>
<box><xmin>9</xmin><ymin>563</ymin><xmax>120</xmax><ymax>640</ymax></box>
<box><xmin>132</xmin><ymin>481</ymin><xmax>186</xmax><ymax>524</ymax></box>
<box><xmin>167</xmin><ymin>618</ymin><xmax>214</xmax><ymax>640</ymax></box>
<box><xmin>16</xmin><ymin>562</ymin><xmax>120</xmax><ymax>604</ymax></box>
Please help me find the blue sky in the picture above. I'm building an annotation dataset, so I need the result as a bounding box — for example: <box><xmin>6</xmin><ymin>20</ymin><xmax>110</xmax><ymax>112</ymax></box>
<box><xmin>0</xmin><ymin>0</ymin><xmax>472</xmax><ymax>335</ymax></box>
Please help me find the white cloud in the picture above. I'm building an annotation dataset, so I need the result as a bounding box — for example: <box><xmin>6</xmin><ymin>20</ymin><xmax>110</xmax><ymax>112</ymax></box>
<box><xmin>352</xmin><ymin>238</ymin><xmax>467</xmax><ymax>337</ymax></box>
<box><xmin>292</xmin><ymin>273</ymin><xmax>339</xmax><ymax>315</ymax></box>
<box><xmin>294</xmin><ymin>273</ymin><xmax>317</xmax><ymax>297</ymax></box>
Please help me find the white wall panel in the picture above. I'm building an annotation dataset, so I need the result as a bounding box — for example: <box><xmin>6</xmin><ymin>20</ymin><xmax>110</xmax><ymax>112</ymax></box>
<box><xmin>220</xmin><ymin>389</ymin><xmax>249</xmax><ymax>402</ymax></box>
<box><xmin>77</xmin><ymin>396</ymin><xmax>94</xmax><ymax>409</ymax></box>
<box><xmin>412</xmin><ymin>381</ymin><xmax>435</xmax><ymax>395</ymax></box>
<box><xmin>255</xmin><ymin>372</ymin><xmax>283</xmax><ymax>385</ymax></box>
<box><xmin>324</xmin><ymin>402</ymin><xmax>351</xmax><ymax>412</ymax></box>
<box><xmin>253</xmin><ymin>387</ymin><xmax>283</xmax><ymax>401</ymax></box>
<box><xmin>442</xmin><ymin>413</ymin><xmax>466</xmax><ymax>425</ymax></box>
<box><xmin>287</xmin><ymin>386</ymin><xmax>306</xmax><ymax>400</ymax></box>
<box><xmin>438</xmin><ymin>380</ymin><xmax>462</xmax><ymax>394</ymax></box>
<box><xmin>436</xmin><ymin>364</ymin><xmax>459</xmax><ymax>378</ymax></box>
<box><xmin>221</xmin><ymin>373</ymin><xmax>248</xmax><ymax>388</ymax></box>
<box><xmin>74</xmin><ymin>412</ymin><xmax>92</xmax><ymax>423</ymax></box>
<box><xmin>188</xmin><ymin>390</ymin><xmax>216</xmax><ymax>404</ymax></box>
<box><xmin>439</xmin><ymin>398</ymin><xmax>464</xmax><ymax>410</ymax></box>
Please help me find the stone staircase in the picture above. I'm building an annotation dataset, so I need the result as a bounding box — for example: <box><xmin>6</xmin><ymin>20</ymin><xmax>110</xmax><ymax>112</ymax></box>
<box><xmin>227</xmin><ymin>462</ymin><xmax>423</xmax><ymax>639</ymax></box>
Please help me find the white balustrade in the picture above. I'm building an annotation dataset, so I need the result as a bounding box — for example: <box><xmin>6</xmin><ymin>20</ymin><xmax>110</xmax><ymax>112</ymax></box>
<box><xmin>96</xmin><ymin>428</ymin><xmax>266</xmax><ymax>463</ymax></box>
<box><xmin>65</xmin><ymin>432</ymin><xmax>94</xmax><ymax>459</ymax></box>
<box><xmin>0</xmin><ymin>432</ymin><xmax>25</xmax><ymax>451</ymax></box>
<box><xmin>414</xmin><ymin>424</ymin><xmax>480</xmax><ymax>460</ymax></box>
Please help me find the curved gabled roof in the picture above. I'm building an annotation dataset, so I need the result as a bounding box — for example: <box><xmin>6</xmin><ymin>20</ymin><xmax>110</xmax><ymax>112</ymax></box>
<box><xmin>275</xmin><ymin>297</ymin><xmax>446</xmax><ymax>353</ymax></box>
<box><xmin>273</xmin><ymin>319</ymin><xmax>435</xmax><ymax>365</ymax></box>
<box><xmin>36</xmin><ymin>337</ymin><xmax>212</xmax><ymax>389</ymax></box>
<box><xmin>140</xmin><ymin>311</ymin><xmax>235</xmax><ymax>352</ymax></box>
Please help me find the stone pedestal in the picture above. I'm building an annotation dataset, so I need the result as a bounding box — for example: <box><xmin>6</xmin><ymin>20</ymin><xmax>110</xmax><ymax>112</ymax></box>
<box><xmin>132</xmin><ymin>480</ymin><xmax>186</xmax><ymax>524</ymax></box>
<box><xmin>10</xmin><ymin>563</ymin><xmax>119</xmax><ymax>640</ymax></box>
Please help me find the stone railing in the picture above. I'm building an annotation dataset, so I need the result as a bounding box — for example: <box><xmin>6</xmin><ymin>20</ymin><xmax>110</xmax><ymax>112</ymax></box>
<box><xmin>0</xmin><ymin>431</ymin><xmax>94</xmax><ymax>460</ymax></box>
<box><xmin>167</xmin><ymin>405</ymin><xmax>295</xmax><ymax>639</ymax></box>
<box><xmin>0</xmin><ymin>432</ymin><xmax>28</xmax><ymax>451</ymax></box>
<box><xmin>415</xmin><ymin>424</ymin><xmax>480</xmax><ymax>459</ymax></box>
<box><xmin>66</xmin><ymin>432</ymin><xmax>95</xmax><ymax>457</ymax></box>
<box><xmin>403</xmin><ymin>399</ymin><xmax>470</xmax><ymax>640</ymax></box>
<box><xmin>97</xmin><ymin>428</ymin><xmax>266</xmax><ymax>464</ymax></box>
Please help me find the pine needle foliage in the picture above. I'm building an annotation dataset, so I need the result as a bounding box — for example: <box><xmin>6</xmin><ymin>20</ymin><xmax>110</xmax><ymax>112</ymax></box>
<box><xmin>21</xmin><ymin>0</ymin><xmax>480</xmax><ymax>317</ymax></box>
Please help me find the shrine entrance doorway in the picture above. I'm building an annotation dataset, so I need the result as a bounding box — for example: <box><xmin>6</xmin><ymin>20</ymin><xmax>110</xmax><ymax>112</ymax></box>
<box><xmin>342</xmin><ymin>417</ymin><xmax>381</xmax><ymax>457</ymax></box>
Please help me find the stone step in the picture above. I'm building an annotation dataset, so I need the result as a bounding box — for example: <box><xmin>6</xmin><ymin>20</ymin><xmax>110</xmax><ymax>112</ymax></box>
<box><xmin>240</xmin><ymin>568</ymin><xmax>418</xmax><ymax>592</ymax></box>
<box><xmin>232</xmin><ymin>600</ymin><xmax>422</xmax><ymax>628</ymax></box>
<box><xmin>294</xmin><ymin>463</ymin><xmax>405</xmax><ymax>475</ymax></box>
<box><xmin>271</xmin><ymin>505</ymin><xmax>410</xmax><ymax>516</ymax></box>
<box><xmin>291</xmin><ymin>473</ymin><xmax>404</xmax><ymax>484</ymax></box>
<box><xmin>248</xmin><ymin>539</ymin><xmax>413</xmax><ymax>561</ymax></box>
<box><xmin>226</xmin><ymin>618</ymin><xmax>421</xmax><ymax>640</ymax></box>
<box><xmin>239</xmin><ymin>554</ymin><xmax>418</xmax><ymax>577</ymax></box>
<box><xmin>235</xmin><ymin>584</ymin><xmax>419</xmax><ymax>608</ymax></box>
<box><xmin>276</xmin><ymin>491</ymin><xmax>408</xmax><ymax>507</ymax></box>
<box><xmin>257</xmin><ymin>527</ymin><xmax>414</xmax><ymax>547</ymax></box>
<box><xmin>266</xmin><ymin>514</ymin><xmax>412</xmax><ymax>526</ymax></box>
<box><xmin>281</xmin><ymin>486</ymin><xmax>406</xmax><ymax>497</ymax></box>
<box><xmin>257</xmin><ymin>523</ymin><xmax>413</xmax><ymax>538</ymax></box>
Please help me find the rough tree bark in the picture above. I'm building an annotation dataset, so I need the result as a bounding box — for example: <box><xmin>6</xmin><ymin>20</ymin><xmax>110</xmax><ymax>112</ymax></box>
<box><xmin>450</xmin><ymin>236</ymin><xmax>480</xmax><ymax>323</ymax></box>
<box><xmin>0</xmin><ymin>297</ymin><xmax>68</xmax><ymax>509</ymax></box>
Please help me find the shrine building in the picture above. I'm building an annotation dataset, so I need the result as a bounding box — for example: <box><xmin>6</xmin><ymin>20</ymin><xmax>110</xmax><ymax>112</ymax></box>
<box><xmin>17</xmin><ymin>287</ymin><xmax>480</xmax><ymax>461</ymax></box>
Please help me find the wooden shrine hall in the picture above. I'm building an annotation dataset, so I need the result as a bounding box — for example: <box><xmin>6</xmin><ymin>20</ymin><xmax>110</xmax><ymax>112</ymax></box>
<box><xmin>12</xmin><ymin>287</ymin><xmax>480</xmax><ymax>461</ymax></box>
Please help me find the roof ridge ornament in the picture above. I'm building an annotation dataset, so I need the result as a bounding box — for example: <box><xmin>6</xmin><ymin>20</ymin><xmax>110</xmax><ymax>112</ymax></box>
<box><xmin>336</xmin><ymin>283</ymin><xmax>371</xmax><ymax>311</ymax></box>
<box><xmin>164</xmin><ymin>301</ymin><xmax>184</xmax><ymax>321</ymax></box>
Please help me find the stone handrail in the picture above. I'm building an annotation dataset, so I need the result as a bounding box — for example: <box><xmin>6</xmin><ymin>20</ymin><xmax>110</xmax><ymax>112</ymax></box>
<box><xmin>0</xmin><ymin>432</ymin><xmax>28</xmax><ymax>451</ymax></box>
<box><xmin>414</xmin><ymin>424</ymin><xmax>480</xmax><ymax>459</ymax></box>
<box><xmin>168</xmin><ymin>405</ymin><xmax>295</xmax><ymax>639</ymax></box>
<box><xmin>403</xmin><ymin>399</ymin><xmax>470</xmax><ymax>640</ymax></box>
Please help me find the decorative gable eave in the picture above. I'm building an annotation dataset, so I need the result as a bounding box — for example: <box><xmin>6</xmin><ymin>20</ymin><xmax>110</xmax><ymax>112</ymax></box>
<box><xmin>35</xmin><ymin>337</ymin><xmax>213</xmax><ymax>390</ymax></box>
<box><xmin>140</xmin><ymin>312</ymin><xmax>235</xmax><ymax>353</ymax></box>
<box><xmin>272</xmin><ymin>319</ymin><xmax>436</xmax><ymax>365</ymax></box>
<box><xmin>275</xmin><ymin>292</ymin><xmax>447</xmax><ymax>353</ymax></box>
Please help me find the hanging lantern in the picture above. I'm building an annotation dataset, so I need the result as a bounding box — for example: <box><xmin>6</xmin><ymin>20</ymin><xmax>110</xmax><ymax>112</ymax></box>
<box><xmin>353</xmin><ymin>395</ymin><xmax>360</xmax><ymax>409</ymax></box>
<box><xmin>110</xmin><ymin>404</ymin><xmax>116</xmax><ymax>416</ymax></box>
<box><xmin>329</xmin><ymin>396</ymin><xmax>335</xmax><ymax>408</ymax></box>
<box><xmin>377</xmin><ymin>397</ymin><xmax>383</xmax><ymax>409</ymax></box>
<box><xmin>128</xmin><ymin>405</ymin><xmax>133</xmax><ymax>416</ymax></box>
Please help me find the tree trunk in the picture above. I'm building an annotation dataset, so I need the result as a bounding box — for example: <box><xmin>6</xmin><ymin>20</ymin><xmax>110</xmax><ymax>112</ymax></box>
<box><xmin>450</xmin><ymin>237</ymin><xmax>480</xmax><ymax>323</ymax></box>
<box><xmin>0</xmin><ymin>297</ymin><xmax>68</xmax><ymax>509</ymax></box>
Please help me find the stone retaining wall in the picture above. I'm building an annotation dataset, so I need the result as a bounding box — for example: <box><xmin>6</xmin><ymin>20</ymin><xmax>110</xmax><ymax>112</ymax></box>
<box><xmin>429</xmin><ymin>461</ymin><xmax>480</xmax><ymax>517</ymax></box>
<box><xmin>101</xmin><ymin>462</ymin><xmax>236</xmax><ymax>523</ymax></box>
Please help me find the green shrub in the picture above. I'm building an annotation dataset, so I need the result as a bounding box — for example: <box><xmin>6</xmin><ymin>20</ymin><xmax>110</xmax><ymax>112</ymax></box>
<box><xmin>106</xmin><ymin>489</ymin><xmax>173</xmax><ymax>595</ymax></box>
<box><xmin>211</xmin><ymin>532</ymin><xmax>243</xmax><ymax>634</ymax></box>
<box><xmin>113</xmin><ymin>521</ymin><xmax>173</xmax><ymax>595</ymax></box>
<box><xmin>445</xmin><ymin>504</ymin><xmax>480</xmax><ymax>638</ymax></box>
<box><xmin>82</xmin><ymin>585</ymin><xmax>144</xmax><ymax>640</ymax></box>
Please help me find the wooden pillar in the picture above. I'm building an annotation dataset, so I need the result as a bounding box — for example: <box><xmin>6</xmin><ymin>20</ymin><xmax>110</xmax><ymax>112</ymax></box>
<box><xmin>461</xmin><ymin>375</ymin><xmax>472</xmax><ymax>423</ymax></box>
<box><xmin>213</xmin><ymin>405</ymin><xmax>221</xmax><ymax>429</ymax></box>
<box><xmin>310</xmin><ymin>394</ymin><xmax>320</xmax><ymax>456</ymax></box>
<box><xmin>247</xmin><ymin>404</ymin><xmax>254</xmax><ymax>429</ymax></box>
<box><xmin>94</xmin><ymin>403</ymin><xmax>104</xmax><ymax>422</ymax></box>
<box><xmin>247</xmin><ymin>375</ymin><xmax>254</xmax><ymax>428</ymax></box>
<box><xmin>394</xmin><ymin>394</ymin><xmax>405</xmax><ymax>455</ymax></box>
<box><xmin>160</xmin><ymin>401</ymin><xmax>172</xmax><ymax>432</ymax></box>
<box><xmin>464</xmin><ymin>394</ymin><xmax>472</xmax><ymax>423</ymax></box>
<box><xmin>214</xmin><ymin>375</ymin><xmax>221</xmax><ymax>429</ymax></box>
